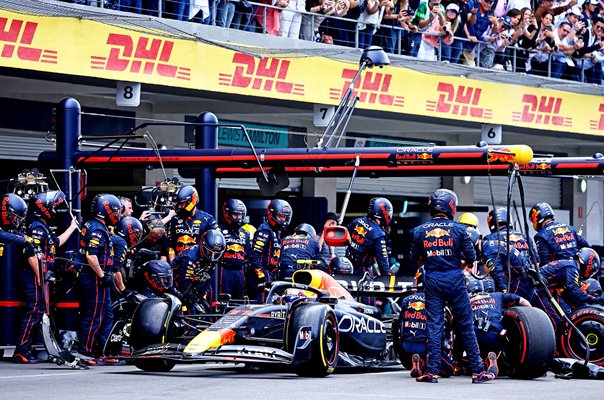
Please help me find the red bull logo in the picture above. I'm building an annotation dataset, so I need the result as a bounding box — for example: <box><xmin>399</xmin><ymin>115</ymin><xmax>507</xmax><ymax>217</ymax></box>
<box><xmin>536</xmin><ymin>163</ymin><xmax>551</xmax><ymax>170</ymax></box>
<box><xmin>36</xmin><ymin>199</ymin><xmax>52</xmax><ymax>220</ymax></box>
<box><xmin>226</xmin><ymin>243</ymin><xmax>245</xmax><ymax>253</ymax></box>
<box><xmin>425</xmin><ymin>228</ymin><xmax>450</xmax><ymax>238</ymax></box>
<box><xmin>408</xmin><ymin>301</ymin><xmax>425</xmax><ymax>311</ymax></box>
<box><xmin>354</xmin><ymin>225</ymin><xmax>368</xmax><ymax>236</ymax></box>
<box><xmin>552</xmin><ymin>227</ymin><xmax>571</xmax><ymax>236</ymax></box>
<box><xmin>487</xmin><ymin>147</ymin><xmax>516</xmax><ymax>164</ymax></box>
<box><xmin>418</xmin><ymin>153</ymin><xmax>432</xmax><ymax>160</ymax></box>
<box><xmin>179</xmin><ymin>235</ymin><xmax>197</xmax><ymax>245</ymax></box>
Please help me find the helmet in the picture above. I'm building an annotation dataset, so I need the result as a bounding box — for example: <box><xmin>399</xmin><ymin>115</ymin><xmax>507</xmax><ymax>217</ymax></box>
<box><xmin>282</xmin><ymin>288</ymin><xmax>307</xmax><ymax>304</ymax></box>
<box><xmin>91</xmin><ymin>194</ymin><xmax>122</xmax><ymax>226</ymax></box>
<box><xmin>575</xmin><ymin>247</ymin><xmax>600</xmax><ymax>280</ymax></box>
<box><xmin>223</xmin><ymin>199</ymin><xmax>246</xmax><ymax>227</ymax></box>
<box><xmin>428</xmin><ymin>189</ymin><xmax>458</xmax><ymax>219</ymax></box>
<box><xmin>458</xmin><ymin>212</ymin><xmax>479</xmax><ymax>228</ymax></box>
<box><xmin>294</xmin><ymin>223</ymin><xmax>317</xmax><ymax>239</ymax></box>
<box><xmin>174</xmin><ymin>185</ymin><xmax>199</xmax><ymax>218</ymax></box>
<box><xmin>367</xmin><ymin>197</ymin><xmax>393</xmax><ymax>226</ymax></box>
<box><xmin>465</xmin><ymin>275</ymin><xmax>484</xmax><ymax>294</ymax></box>
<box><xmin>116</xmin><ymin>216</ymin><xmax>143</xmax><ymax>247</ymax></box>
<box><xmin>582</xmin><ymin>278</ymin><xmax>603</xmax><ymax>297</ymax></box>
<box><xmin>199</xmin><ymin>230</ymin><xmax>226</xmax><ymax>262</ymax></box>
<box><xmin>487</xmin><ymin>208</ymin><xmax>510</xmax><ymax>233</ymax></box>
<box><xmin>29</xmin><ymin>190</ymin><xmax>66</xmax><ymax>223</ymax></box>
<box><xmin>266</xmin><ymin>199</ymin><xmax>292</xmax><ymax>230</ymax></box>
<box><xmin>481</xmin><ymin>278</ymin><xmax>496</xmax><ymax>293</ymax></box>
<box><xmin>0</xmin><ymin>193</ymin><xmax>27</xmax><ymax>229</ymax></box>
<box><xmin>466</xmin><ymin>226</ymin><xmax>482</xmax><ymax>256</ymax></box>
<box><xmin>328</xmin><ymin>257</ymin><xmax>354</xmax><ymax>275</ymax></box>
<box><xmin>530</xmin><ymin>202</ymin><xmax>555</xmax><ymax>230</ymax></box>
<box><xmin>414</xmin><ymin>266</ymin><xmax>425</xmax><ymax>290</ymax></box>
<box><xmin>142</xmin><ymin>260</ymin><xmax>173</xmax><ymax>295</ymax></box>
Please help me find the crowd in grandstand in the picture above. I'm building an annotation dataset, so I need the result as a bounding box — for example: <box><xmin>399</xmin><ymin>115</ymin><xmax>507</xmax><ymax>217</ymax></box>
<box><xmin>60</xmin><ymin>0</ymin><xmax>604</xmax><ymax>82</ymax></box>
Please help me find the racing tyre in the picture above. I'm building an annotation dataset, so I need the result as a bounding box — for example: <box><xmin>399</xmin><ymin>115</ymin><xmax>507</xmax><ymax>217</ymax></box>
<box><xmin>501</xmin><ymin>306</ymin><xmax>555</xmax><ymax>379</ymax></box>
<box><xmin>130</xmin><ymin>298</ymin><xmax>176</xmax><ymax>372</ymax></box>
<box><xmin>286</xmin><ymin>302</ymin><xmax>339</xmax><ymax>377</ymax></box>
<box><xmin>558</xmin><ymin>305</ymin><xmax>604</xmax><ymax>366</ymax></box>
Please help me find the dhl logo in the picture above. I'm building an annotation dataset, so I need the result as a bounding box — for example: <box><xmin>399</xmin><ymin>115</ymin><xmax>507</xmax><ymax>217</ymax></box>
<box><xmin>354</xmin><ymin>225</ymin><xmax>367</xmax><ymax>237</ymax></box>
<box><xmin>589</xmin><ymin>103</ymin><xmax>604</xmax><ymax>131</ymax></box>
<box><xmin>487</xmin><ymin>147</ymin><xmax>516</xmax><ymax>164</ymax></box>
<box><xmin>329</xmin><ymin>69</ymin><xmax>404</xmax><ymax>107</ymax></box>
<box><xmin>219</xmin><ymin>53</ymin><xmax>304</xmax><ymax>95</ymax></box>
<box><xmin>408</xmin><ymin>301</ymin><xmax>425</xmax><ymax>311</ymax></box>
<box><xmin>0</xmin><ymin>17</ymin><xmax>57</xmax><ymax>64</ymax></box>
<box><xmin>90</xmin><ymin>34</ymin><xmax>190</xmax><ymax>80</ymax></box>
<box><xmin>426</xmin><ymin>83</ymin><xmax>493</xmax><ymax>119</ymax></box>
<box><xmin>226</xmin><ymin>243</ymin><xmax>245</xmax><ymax>252</ymax></box>
<box><xmin>425</xmin><ymin>228</ymin><xmax>450</xmax><ymax>238</ymax></box>
<box><xmin>512</xmin><ymin>94</ymin><xmax>572</xmax><ymax>127</ymax></box>
<box><xmin>552</xmin><ymin>227</ymin><xmax>571</xmax><ymax>235</ymax></box>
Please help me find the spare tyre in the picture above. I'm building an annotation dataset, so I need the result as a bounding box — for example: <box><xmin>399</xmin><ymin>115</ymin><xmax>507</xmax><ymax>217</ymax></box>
<box><xmin>500</xmin><ymin>306</ymin><xmax>555</xmax><ymax>379</ymax></box>
<box><xmin>558</xmin><ymin>305</ymin><xmax>604</xmax><ymax>366</ymax></box>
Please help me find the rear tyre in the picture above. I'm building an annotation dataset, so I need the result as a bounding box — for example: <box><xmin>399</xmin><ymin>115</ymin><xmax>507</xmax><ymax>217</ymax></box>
<box><xmin>130</xmin><ymin>298</ymin><xmax>176</xmax><ymax>372</ymax></box>
<box><xmin>558</xmin><ymin>305</ymin><xmax>604</xmax><ymax>366</ymax></box>
<box><xmin>286</xmin><ymin>302</ymin><xmax>339</xmax><ymax>377</ymax></box>
<box><xmin>501</xmin><ymin>306</ymin><xmax>555</xmax><ymax>379</ymax></box>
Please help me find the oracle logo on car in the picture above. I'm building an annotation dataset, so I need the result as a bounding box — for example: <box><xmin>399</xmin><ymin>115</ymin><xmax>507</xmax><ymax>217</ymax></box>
<box><xmin>512</xmin><ymin>94</ymin><xmax>572</xmax><ymax>127</ymax></box>
<box><xmin>218</xmin><ymin>53</ymin><xmax>304</xmax><ymax>96</ymax></box>
<box><xmin>338</xmin><ymin>314</ymin><xmax>386</xmax><ymax>334</ymax></box>
<box><xmin>329</xmin><ymin>69</ymin><xmax>404</xmax><ymax>107</ymax></box>
<box><xmin>90</xmin><ymin>33</ymin><xmax>190</xmax><ymax>80</ymax></box>
<box><xmin>426</xmin><ymin>82</ymin><xmax>492</xmax><ymax>119</ymax></box>
<box><xmin>0</xmin><ymin>17</ymin><xmax>57</xmax><ymax>64</ymax></box>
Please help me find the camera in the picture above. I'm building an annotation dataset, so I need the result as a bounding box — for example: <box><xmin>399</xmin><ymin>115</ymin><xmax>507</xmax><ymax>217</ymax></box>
<box><xmin>545</xmin><ymin>25</ymin><xmax>553</xmax><ymax>31</ymax></box>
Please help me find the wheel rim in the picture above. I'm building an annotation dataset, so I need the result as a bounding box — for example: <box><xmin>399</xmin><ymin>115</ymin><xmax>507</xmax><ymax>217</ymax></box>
<box><xmin>568</xmin><ymin>317</ymin><xmax>604</xmax><ymax>364</ymax></box>
<box><xmin>323</xmin><ymin>314</ymin><xmax>338</xmax><ymax>366</ymax></box>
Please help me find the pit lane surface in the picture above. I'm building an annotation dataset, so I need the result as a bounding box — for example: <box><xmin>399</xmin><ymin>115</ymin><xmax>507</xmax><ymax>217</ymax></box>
<box><xmin>0</xmin><ymin>362</ymin><xmax>600</xmax><ymax>400</ymax></box>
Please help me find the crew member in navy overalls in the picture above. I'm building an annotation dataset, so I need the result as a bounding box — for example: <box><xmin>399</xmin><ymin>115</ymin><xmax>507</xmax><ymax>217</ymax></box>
<box><xmin>466</xmin><ymin>276</ymin><xmax>530</xmax><ymax>356</ymax></box>
<box><xmin>14</xmin><ymin>191</ymin><xmax>78</xmax><ymax>364</ymax></box>
<box><xmin>483</xmin><ymin>208</ymin><xmax>539</xmax><ymax>265</ymax></box>
<box><xmin>530</xmin><ymin>202</ymin><xmax>589</xmax><ymax>266</ymax></box>
<box><xmin>533</xmin><ymin>248</ymin><xmax>604</xmax><ymax>332</ymax></box>
<box><xmin>167</xmin><ymin>185</ymin><xmax>218</xmax><ymax>261</ymax></box>
<box><xmin>248</xmin><ymin>199</ymin><xmax>292</xmax><ymax>302</ymax></box>
<box><xmin>172</xmin><ymin>230</ymin><xmax>225</xmax><ymax>311</ymax></box>
<box><xmin>410</xmin><ymin>189</ymin><xmax>495</xmax><ymax>384</ymax></box>
<box><xmin>218</xmin><ymin>199</ymin><xmax>250</xmax><ymax>299</ymax></box>
<box><xmin>0</xmin><ymin>193</ymin><xmax>35</xmax><ymax>249</ymax></box>
<box><xmin>279</xmin><ymin>223</ymin><xmax>321</xmax><ymax>280</ymax></box>
<box><xmin>346</xmin><ymin>197</ymin><xmax>392</xmax><ymax>277</ymax></box>
<box><xmin>76</xmin><ymin>194</ymin><xmax>121</xmax><ymax>363</ymax></box>
<box><xmin>400</xmin><ymin>267</ymin><xmax>455</xmax><ymax>379</ymax></box>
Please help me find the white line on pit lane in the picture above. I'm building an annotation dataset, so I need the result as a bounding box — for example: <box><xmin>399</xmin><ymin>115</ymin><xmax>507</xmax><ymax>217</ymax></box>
<box><xmin>0</xmin><ymin>364</ymin><xmax>207</xmax><ymax>380</ymax></box>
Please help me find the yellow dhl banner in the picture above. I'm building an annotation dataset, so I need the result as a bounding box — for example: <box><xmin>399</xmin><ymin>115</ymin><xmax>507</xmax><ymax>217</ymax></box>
<box><xmin>1</xmin><ymin>9</ymin><xmax>603</xmax><ymax>137</ymax></box>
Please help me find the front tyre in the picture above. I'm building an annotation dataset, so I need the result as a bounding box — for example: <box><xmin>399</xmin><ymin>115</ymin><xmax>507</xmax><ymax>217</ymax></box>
<box><xmin>558</xmin><ymin>305</ymin><xmax>604</xmax><ymax>366</ymax></box>
<box><xmin>285</xmin><ymin>302</ymin><xmax>339</xmax><ymax>377</ymax></box>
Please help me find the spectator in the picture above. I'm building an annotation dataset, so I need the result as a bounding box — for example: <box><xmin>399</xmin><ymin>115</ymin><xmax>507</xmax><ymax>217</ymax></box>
<box><xmin>441</xmin><ymin>3</ymin><xmax>462</xmax><ymax>62</ymax></box>
<box><xmin>477</xmin><ymin>16</ymin><xmax>506</xmax><ymax>68</ymax></box>
<box><xmin>376</xmin><ymin>0</ymin><xmax>403</xmax><ymax>53</ymax></box>
<box><xmin>256</xmin><ymin>0</ymin><xmax>289</xmax><ymax>35</ymax></box>
<box><xmin>189</xmin><ymin>0</ymin><xmax>211</xmax><ymax>23</ymax></box>
<box><xmin>280</xmin><ymin>0</ymin><xmax>306</xmax><ymax>38</ymax></box>
<box><xmin>582</xmin><ymin>0</ymin><xmax>600</xmax><ymax>29</ymax></box>
<box><xmin>492</xmin><ymin>10</ymin><xmax>523</xmax><ymax>70</ymax></box>
<box><xmin>534</xmin><ymin>0</ymin><xmax>576</xmax><ymax>25</ymax></box>
<box><xmin>322</xmin><ymin>0</ymin><xmax>354</xmax><ymax>46</ymax></box>
<box><xmin>442</xmin><ymin>0</ymin><xmax>477</xmax><ymax>64</ymax></box>
<box><xmin>418</xmin><ymin>0</ymin><xmax>446</xmax><ymax>60</ymax></box>
<box><xmin>357</xmin><ymin>0</ymin><xmax>385</xmax><ymax>49</ymax></box>
<box><xmin>396</xmin><ymin>2</ymin><xmax>417</xmax><ymax>54</ymax></box>
<box><xmin>120</xmin><ymin>0</ymin><xmax>143</xmax><ymax>13</ymax></box>
<box><xmin>529</xmin><ymin>10</ymin><xmax>558</xmax><ymax>75</ymax></box>
<box><xmin>216</xmin><ymin>0</ymin><xmax>237</xmax><ymax>28</ymax></box>
<box><xmin>551</xmin><ymin>20</ymin><xmax>583</xmax><ymax>79</ymax></box>
<box><xmin>516</xmin><ymin>7</ymin><xmax>540</xmax><ymax>72</ymax></box>
<box><xmin>574</xmin><ymin>14</ymin><xmax>604</xmax><ymax>83</ymax></box>
<box><xmin>231</xmin><ymin>0</ymin><xmax>255</xmax><ymax>30</ymax></box>
<box><xmin>165</xmin><ymin>0</ymin><xmax>188</xmax><ymax>20</ymax></box>
<box><xmin>463</xmin><ymin>0</ymin><xmax>495</xmax><ymax>66</ymax></box>
<box><xmin>506</xmin><ymin>0</ymin><xmax>532</xmax><ymax>13</ymax></box>
<box><xmin>300</xmin><ymin>0</ymin><xmax>330</xmax><ymax>40</ymax></box>
<box><xmin>408</xmin><ymin>0</ymin><xmax>431</xmax><ymax>57</ymax></box>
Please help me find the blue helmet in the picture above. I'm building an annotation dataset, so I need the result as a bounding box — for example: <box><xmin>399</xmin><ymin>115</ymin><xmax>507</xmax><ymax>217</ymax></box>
<box><xmin>0</xmin><ymin>193</ymin><xmax>27</xmax><ymax>229</ymax></box>
<box><xmin>295</xmin><ymin>223</ymin><xmax>317</xmax><ymax>239</ymax></box>
<box><xmin>199</xmin><ymin>230</ymin><xmax>226</xmax><ymax>262</ymax></box>
<box><xmin>174</xmin><ymin>185</ymin><xmax>199</xmax><ymax>218</ymax></box>
<box><xmin>488</xmin><ymin>208</ymin><xmax>510</xmax><ymax>233</ymax></box>
<box><xmin>530</xmin><ymin>202</ymin><xmax>555</xmax><ymax>230</ymax></box>
<box><xmin>91</xmin><ymin>193</ymin><xmax>122</xmax><ymax>226</ymax></box>
<box><xmin>29</xmin><ymin>190</ymin><xmax>66</xmax><ymax>223</ymax></box>
<box><xmin>367</xmin><ymin>197</ymin><xmax>393</xmax><ymax>226</ymax></box>
<box><xmin>328</xmin><ymin>257</ymin><xmax>354</xmax><ymax>275</ymax></box>
<box><xmin>142</xmin><ymin>260</ymin><xmax>173</xmax><ymax>295</ymax></box>
<box><xmin>428</xmin><ymin>189</ymin><xmax>458</xmax><ymax>219</ymax></box>
<box><xmin>116</xmin><ymin>216</ymin><xmax>143</xmax><ymax>247</ymax></box>
<box><xmin>582</xmin><ymin>278</ymin><xmax>603</xmax><ymax>297</ymax></box>
<box><xmin>223</xmin><ymin>199</ymin><xmax>247</xmax><ymax>228</ymax></box>
<box><xmin>575</xmin><ymin>247</ymin><xmax>600</xmax><ymax>280</ymax></box>
<box><xmin>266</xmin><ymin>199</ymin><xmax>292</xmax><ymax>230</ymax></box>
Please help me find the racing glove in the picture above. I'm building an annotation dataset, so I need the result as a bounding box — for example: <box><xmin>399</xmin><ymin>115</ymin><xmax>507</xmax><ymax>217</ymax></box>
<box><xmin>44</xmin><ymin>270</ymin><xmax>56</xmax><ymax>283</ymax></box>
<box><xmin>590</xmin><ymin>296</ymin><xmax>604</xmax><ymax>306</ymax></box>
<box><xmin>99</xmin><ymin>272</ymin><xmax>115</xmax><ymax>288</ymax></box>
<box><xmin>24</xmin><ymin>237</ymin><xmax>39</xmax><ymax>255</ymax></box>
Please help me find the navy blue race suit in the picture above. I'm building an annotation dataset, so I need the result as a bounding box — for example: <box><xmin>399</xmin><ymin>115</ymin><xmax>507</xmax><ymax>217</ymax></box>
<box><xmin>534</xmin><ymin>259</ymin><xmax>603</xmax><ymax>331</ymax></box>
<box><xmin>346</xmin><ymin>217</ymin><xmax>390</xmax><ymax>277</ymax></box>
<box><xmin>482</xmin><ymin>239</ymin><xmax>534</xmax><ymax>299</ymax></box>
<box><xmin>534</xmin><ymin>221</ymin><xmax>589</xmax><ymax>266</ymax></box>
<box><xmin>167</xmin><ymin>210</ymin><xmax>218</xmax><ymax>258</ymax></box>
<box><xmin>171</xmin><ymin>245</ymin><xmax>215</xmax><ymax>309</ymax></box>
<box><xmin>469</xmin><ymin>292</ymin><xmax>522</xmax><ymax>355</ymax></box>
<box><xmin>410</xmin><ymin>216</ymin><xmax>484</xmax><ymax>376</ymax></box>
<box><xmin>400</xmin><ymin>292</ymin><xmax>455</xmax><ymax>377</ymax></box>
<box><xmin>0</xmin><ymin>228</ymin><xmax>27</xmax><ymax>246</ymax></box>
<box><xmin>14</xmin><ymin>220</ymin><xmax>57</xmax><ymax>357</ymax></box>
<box><xmin>248</xmin><ymin>222</ymin><xmax>282</xmax><ymax>302</ymax></box>
<box><xmin>75</xmin><ymin>219</ymin><xmax>114</xmax><ymax>355</ymax></box>
<box><xmin>483</xmin><ymin>226</ymin><xmax>540</xmax><ymax>265</ymax></box>
<box><xmin>279</xmin><ymin>232</ymin><xmax>321</xmax><ymax>280</ymax></box>
<box><xmin>218</xmin><ymin>224</ymin><xmax>250</xmax><ymax>299</ymax></box>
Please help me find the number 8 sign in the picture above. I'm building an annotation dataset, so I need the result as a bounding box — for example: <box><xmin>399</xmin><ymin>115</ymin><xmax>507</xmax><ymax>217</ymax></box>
<box><xmin>116</xmin><ymin>81</ymin><xmax>141</xmax><ymax>107</ymax></box>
